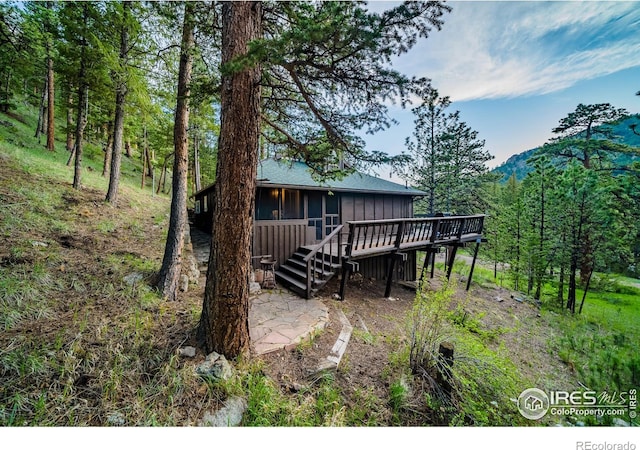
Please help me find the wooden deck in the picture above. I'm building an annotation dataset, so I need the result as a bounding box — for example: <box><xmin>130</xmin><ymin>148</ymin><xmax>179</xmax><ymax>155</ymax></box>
<box><xmin>339</xmin><ymin>215</ymin><xmax>486</xmax><ymax>299</ymax></box>
<box><xmin>280</xmin><ymin>215</ymin><xmax>486</xmax><ymax>300</ymax></box>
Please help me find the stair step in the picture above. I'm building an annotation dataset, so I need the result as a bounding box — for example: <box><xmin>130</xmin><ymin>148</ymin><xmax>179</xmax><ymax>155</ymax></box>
<box><xmin>279</xmin><ymin>263</ymin><xmax>306</xmax><ymax>278</ymax></box>
<box><xmin>286</xmin><ymin>259</ymin><xmax>337</xmax><ymax>277</ymax></box>
<box><xmin>275</xmin><ymin>271</ymin><xmax>315</xmax><ymax>296</ymax></box>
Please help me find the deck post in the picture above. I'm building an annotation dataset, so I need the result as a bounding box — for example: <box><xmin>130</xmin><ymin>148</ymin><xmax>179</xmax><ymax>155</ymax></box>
<box><xmin>430</xmin><ymin>251</ymin><xmax>436</xmax><ymax>278</ymax></box>
<box><xmin>466</xmin><ymin>238</ymin><xmax>481</xmax><ymax>291</ymax></box>
<box><xmin>420</xmin><ymin>249</ymin><xmax>431</xmax><ymax>281</ymax></box>
<box><xmin>384</xmin><ymin>256</ymin><xmax>396</xmax><ymax>298</ymax></box>
<box><xmin>446</xmin><ymin>245</ymin><xmax>459</xmax><ymax>280</ymax></box>
<box><xmin>339</xmin><ymin>256</ymin><xmax>350</xmax><ymax>301</ymax></box>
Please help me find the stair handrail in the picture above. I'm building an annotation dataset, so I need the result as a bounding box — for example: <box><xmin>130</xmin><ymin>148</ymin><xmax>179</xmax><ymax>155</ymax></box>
<box><xmin>303</xmin><ymin>224</ymin><xmax>345</xmax><ymax>262</ymax></box>
<box><xmin>303</xmin><ymin>224</ymin><xmax>344</xmax><ymax>298</ymax></box>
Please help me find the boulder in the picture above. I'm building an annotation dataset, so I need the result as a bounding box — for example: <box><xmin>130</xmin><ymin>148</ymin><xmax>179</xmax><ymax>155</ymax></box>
<box><xmin>199</xmin><ymin>397</ymin><xmax>247</xmax><ymax>427</ymax></box>
<box><xmin>178</xmin><ymin>346</ymin><xmax>196</xmax><ymax>358</ymax></box>
<box><xmin>249</xmin><ymin>282</ymin><xmax>262</xmax><ymax>295</ymax></box>
<box><xmin>183</xmin><ymin>254</ymin><xmax>200</xmax><ymax>284</ymax></box>
<box><xmin>179</xmin><ymin>274</ymin><xmax>189</xmax><ymax>292</ymax></box>
<box><xmin>612</xmin><ymin>418</ymin><xmax>630</xmax><ymax>427</ymax></box>
<box><xmin>123</xmin><ymin>272</ymin><xmax>144</xmax><ymax>286</ymax></box>
<box><xmin>106</xmin><ymin>412</ymin><xmax>125</xmax><ymax>426</ymax></box>
<box><xmin>196</xmin><ymin>352</ymin><xmax>233</xmax><ymax>382</ymax></box>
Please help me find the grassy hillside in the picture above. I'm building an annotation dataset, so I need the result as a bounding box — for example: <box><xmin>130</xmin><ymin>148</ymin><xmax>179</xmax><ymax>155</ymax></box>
<box><xmin>1</xmin><ymin>102</ymin><xmax>637</xmax><ymax>427</ymax></box>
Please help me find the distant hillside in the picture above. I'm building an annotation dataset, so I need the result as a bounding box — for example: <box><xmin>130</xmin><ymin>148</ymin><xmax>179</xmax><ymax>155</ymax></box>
<box><xmin>492</xmin><ymin>115</ymin><xmax>640</xmax><ymax>181</ymax></box>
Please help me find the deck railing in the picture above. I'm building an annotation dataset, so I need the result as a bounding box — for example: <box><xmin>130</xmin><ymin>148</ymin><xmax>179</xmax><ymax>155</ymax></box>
<box><xmin>345</xmin><ymin>214</ymin><xmax>485</xmax><ymax>259</ymax></box>
<box><xmin>339</xmin><ymin>214</ymin><xmax>485</xmax><ymax>300</ymax></box>
<box><xmin>302</xmin><ymin>224</ymin><xmax>344</xmax><ymax>298</ymax></box>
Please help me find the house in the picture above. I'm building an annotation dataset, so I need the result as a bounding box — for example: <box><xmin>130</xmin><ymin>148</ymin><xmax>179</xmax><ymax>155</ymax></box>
<box><xmin>193</xmin><ymin>158</ymin><xmax>427</xmax><ymax>296</ymax></box>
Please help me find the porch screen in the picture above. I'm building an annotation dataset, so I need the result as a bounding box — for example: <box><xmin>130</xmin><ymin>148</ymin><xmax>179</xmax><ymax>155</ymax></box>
<box><xmin>255</xmin><ymin>188</ymin><xmax>303</xmax><ymax>220</ymax></box>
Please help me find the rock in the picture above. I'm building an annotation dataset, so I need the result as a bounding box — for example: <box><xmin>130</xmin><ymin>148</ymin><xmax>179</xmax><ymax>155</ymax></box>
<box><xmin>249</xmin><ymin>282</ymin><xmax>262</xmax><ymax>295</ymax></box>
<box><xmin>495</xmin><ymin>296</ymin><xmax>504</xmax><ymax>302</ymax></box>
<box><xmin>331</xmin><ymin>293</ymin><xmax>341</xmax><ymax>300</ymax></box>
<box><xmin>612</xmin><ymin>418</ymin><xmax>630</xmax><ymax>427</ymax></box>
<box><xmin>178</xmin><ymin>346</ymin><xmax>196</xmax><ymax>358</ymax></box>
<box><xmin>199</xmin><ymin>396</ymin><xmax>247</xmax><ymax>427</ymax></box>
<box><xmin>490</xmin><ymin>401</ymin><xmax>499</xmax><ymax>407</ymax></box>
<box><xmin>179</xmin><ymin>274</ymin><xmax>189</xmax><ymax>292</ymax></box>
<box><xmin>183</xmin><ymin>254</ymin><xmax>200</xmax><ymax>284</ymax></box>
<box><xmin>31</xmin><ymin>241</ymin><xmax>48</xmax><ymax>247</ymax></box>
<box><xmin>123</xmin><ymin>272</ymin><xmax>144</xmax><ymax>285</ymax></box>
<box><xmin>106</xmin><ymin>412</ymin><xmax>125</xmax><ymax>426</ymax></box>
<box><xmin>196</xmin><ymin>352</ymin><xmax>233</xmax><ymax>382</ymax></box>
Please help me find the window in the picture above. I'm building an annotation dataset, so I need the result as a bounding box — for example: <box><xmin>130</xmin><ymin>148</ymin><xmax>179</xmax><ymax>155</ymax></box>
<box><xmin>282</xmin><ymin>189</ymin><xmax>303</xmax><ymax>219</ymax></box>
<box><xmin>256</xmin><ymin>188</ymin><xmax>280</xmax><ymax>220</ymax></box>
<box><xmin>255</xmin><ymin>188</ymin><xmax>304</xmax><ymax>220</ymax></box>
<box><xmin>195</xmin><ymin>199</ymin><xmax>201</xmax><ymax>214</ymax></box>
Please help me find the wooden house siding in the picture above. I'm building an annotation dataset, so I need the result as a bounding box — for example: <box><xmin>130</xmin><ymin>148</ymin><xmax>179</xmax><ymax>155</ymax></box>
<box><xmin>340</xmin><ymin>194</ymin><xmax>413</xmax><ymax>223</ymax></box>
<box><xmin>339</xmin><ymin>193</ymin><xmax>416</xmax><ymax>282</ymax></box>
<box><xmin>252</xmin><ymin>220</ymin><xmax>308</xmax><ymax>269</ymax></box>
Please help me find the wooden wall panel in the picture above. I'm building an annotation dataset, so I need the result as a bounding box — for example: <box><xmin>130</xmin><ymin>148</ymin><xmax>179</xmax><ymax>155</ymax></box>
<box><xmin>252</xmin><ymin>220</ymin><xmax>308</xmax><ymax>269</ymax></box>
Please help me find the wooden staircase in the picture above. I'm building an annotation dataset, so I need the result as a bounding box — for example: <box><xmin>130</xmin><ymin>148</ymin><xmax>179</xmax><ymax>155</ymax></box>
<box><xmin>275</xmin><ymin>247</ymin><xmax>341</xmax><ymax>298</ymax></box>
<box><xmin>275</xmin><ymin>225</ymin><xmax>344</xmax><ymax>299</ymax></box>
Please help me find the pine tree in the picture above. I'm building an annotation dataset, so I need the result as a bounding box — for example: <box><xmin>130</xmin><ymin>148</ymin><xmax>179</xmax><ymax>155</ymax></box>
<box><xmin>199</xmin><ymin>1</ymin><xmax>451</xmax><ymax>358</ymax></box>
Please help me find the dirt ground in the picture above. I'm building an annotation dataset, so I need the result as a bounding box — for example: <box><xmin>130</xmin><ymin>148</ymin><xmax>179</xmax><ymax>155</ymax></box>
<box><xmin>253</xmin><ymin>270</ymin><xmax>577</xmax><ymax>424</ymax></box>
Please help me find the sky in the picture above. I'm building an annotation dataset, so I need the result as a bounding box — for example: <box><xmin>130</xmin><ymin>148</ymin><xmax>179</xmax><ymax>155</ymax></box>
<box><xmin>362</xmin><ymin>1</ymin><xmax>640</xmax><ymax>173</ymax></box>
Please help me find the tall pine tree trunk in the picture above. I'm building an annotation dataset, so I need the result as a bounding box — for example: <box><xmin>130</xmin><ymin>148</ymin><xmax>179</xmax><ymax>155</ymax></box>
<box><xmin>194</xmin><ymin>131</ymin><xmax>202</xmax><ymax>192</ymax></box>
<box><xmin>72</xmin><ymin>83</ymin><xmax>88</xmax><ymax>189</ymax></box>
<box><xmin>35</xmin><ymin>77</ymin><xmax>46</xmax><ymax>141</ymax></box>
<box><xmin>102</xmin><ymin>121</ymin><xmax>114</xmax><ymax>177</ymax></box>
<box><xmin>66</xmin><ymin>89</ymin><xmax>74</xmax><ymax>152</ymax></box>
<box><xmin>105</xmin><ymin>1</ymin><xmax>130</xmax><ymax>204</ymax></box>
<box><xmin>72</xmin><ymin>5</ymin><xmax>88</xmax><ymax>190</ymax></box>
<box><xmin>200</xmin><ymin>1</ymin><xmax>262</xmax><ymax>358</ymax></box>
<box><xmin>557</xmin><ymin>264</ymin><xmax>565</xmax><ymax>309</ymax></box>
<box><xmin>567</xmin><ymin>258</ymin><xmax>578</xmax><ymax>313</ymax></box>
<box><xmin>155</xmin><ymin>2</ymin><xmax>194</xmax><ymax>302</ymax></box>
<box><xmin>46</xmin><ymin>52</ymin><xmax>55</xmax><ymax>152</ymax></box>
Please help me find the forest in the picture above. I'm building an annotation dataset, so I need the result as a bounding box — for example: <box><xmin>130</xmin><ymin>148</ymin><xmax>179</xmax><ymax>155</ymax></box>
<box><xmin>1</xmin><ymin>1</ymin><xmax>639</xmax><ymax>429</ymax></box>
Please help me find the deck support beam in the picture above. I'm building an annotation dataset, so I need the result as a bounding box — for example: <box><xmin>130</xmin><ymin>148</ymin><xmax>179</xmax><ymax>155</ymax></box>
<box><xmin>446</xmin><ymin>245</ymin><xmax>460</xmax><ymax>280</ymax></box>
<box><xmin>385</xmin><ymin>253</ymin><xmax>407</xmax><ymax>298</ymax></box>
<box><xmin>466</xmin><ymin>238</ymin><xmax>483</xmax><ymax>291</ymax></box>
<box><xmin>338</xmin><ymin>259</ymin><xmax>359</xmax><ymax>301</ymax></box>
<box><xmin>420</xmin><ymin>248</ymin><xmax>439</xmax><ymax>281</ymax></box>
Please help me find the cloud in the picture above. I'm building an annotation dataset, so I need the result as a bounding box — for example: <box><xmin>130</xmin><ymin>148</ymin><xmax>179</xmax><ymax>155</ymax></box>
<box><xmin>403</xmin><ymin>1</ymin><xmax>640</xmax><ymax>101</ymax></box>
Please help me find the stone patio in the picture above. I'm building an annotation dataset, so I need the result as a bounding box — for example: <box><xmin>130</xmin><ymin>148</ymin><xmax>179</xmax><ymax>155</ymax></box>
<box><xmin>189</xmin><ymin>225</ymin><xmax>329</xmax><ymax>356</ymax></box>
<box><xmin>250</xmin><ymin>289</ymin><xmax>328</xmax><ymax>355</ymax></box>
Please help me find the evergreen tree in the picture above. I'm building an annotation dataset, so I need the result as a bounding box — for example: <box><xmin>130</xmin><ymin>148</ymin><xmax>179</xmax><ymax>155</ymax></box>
<box><xmin>200</xmin><ymin>1</ymin><xmax>452</xmax><ymax>358</ymax></box>
<box><xmin>400</xmin><ymin>90</ymin><xmax>494</xmax><ymax>215</ymax></box>
<box><xmin>155</xmin><ymin>2</ymin><xmax>195</xmax><ymax>302</ymax></box>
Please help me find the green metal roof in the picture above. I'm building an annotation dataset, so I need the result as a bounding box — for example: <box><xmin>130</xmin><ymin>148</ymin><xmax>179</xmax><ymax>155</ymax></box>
<box><xmin>256</xmin><ymin>159</ymin><xmax>425</xmax><ymax>196</ymax></box>
<box><xmin>194</xmin><ymin>158</ymin><xmax>426</xmax><ymax>197</ymax></box>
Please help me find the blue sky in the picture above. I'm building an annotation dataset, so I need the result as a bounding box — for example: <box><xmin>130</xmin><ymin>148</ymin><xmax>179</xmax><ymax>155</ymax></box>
<box><xmin>363</xmin><ymin>1</ymin><xmax>640</xmax><ymax>172</ymax></box>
